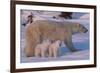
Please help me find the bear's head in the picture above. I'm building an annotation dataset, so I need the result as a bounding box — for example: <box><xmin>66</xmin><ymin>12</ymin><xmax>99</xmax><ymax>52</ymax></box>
<box><xmin>78</xmin><ymin>24</ymin><xmax>88</xmax><ymax>33</ymax></box>
<box><xmin>72</xmin><ymin>23</ymin><xmax>88</xmax><ymax>34</ymax></box>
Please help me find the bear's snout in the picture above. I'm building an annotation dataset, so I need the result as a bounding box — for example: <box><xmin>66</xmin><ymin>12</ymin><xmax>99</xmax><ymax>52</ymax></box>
<box><xmin>84</xmin><ymin>28</ymin><xmax>88</xmax><ymax>33</ymax></box>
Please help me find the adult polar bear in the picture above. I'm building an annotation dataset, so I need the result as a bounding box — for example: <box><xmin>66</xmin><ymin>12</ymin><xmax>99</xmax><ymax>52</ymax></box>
<box><xmin>24</xmin><ymin>20</ymin><xmax>88</xmax><ymax>57</ymax></box>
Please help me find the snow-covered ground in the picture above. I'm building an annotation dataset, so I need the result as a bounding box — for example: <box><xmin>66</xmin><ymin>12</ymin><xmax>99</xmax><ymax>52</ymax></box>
<box><xmin>21</xmin><ymin>49</ymin><xmax>89</xmax><ymax>63</ymax></box>
<box><xmin>20</xmin><ymin>10</ymin><xmax>90</xmax><ymax>63</ymax></box>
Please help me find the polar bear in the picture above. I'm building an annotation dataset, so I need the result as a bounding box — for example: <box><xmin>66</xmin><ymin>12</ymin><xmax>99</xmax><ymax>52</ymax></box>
<box><xmin>49</xmin><ymin>40</ymin><xmax>61</xmax><ymax>57</ymax></box>
<box><xmin>24</xmin><ymin>20</ymin><xmax>88</xmax><ymax>57</ymax></box>
<box><xmin>34</xmin><ymin>39</ymin><xmax>51</xmax><ymax>57</ymax></box>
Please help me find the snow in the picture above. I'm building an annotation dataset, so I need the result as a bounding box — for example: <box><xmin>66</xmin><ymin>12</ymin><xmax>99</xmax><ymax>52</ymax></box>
<box><xmin>79</xmin><ymin>14</ymin><xmax>90</xmax><ymax>19</ymax></box>
<box><xmin>21</xmin><ymin>47</ymin><xmax>89</xmax><ymax>63</ymax></box>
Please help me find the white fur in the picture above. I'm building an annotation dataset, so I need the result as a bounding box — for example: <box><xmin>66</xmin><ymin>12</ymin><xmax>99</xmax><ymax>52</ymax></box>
<box><xmin>34</xmin><ymin>40</ymin><xmax>51</xmax><ymax>57</ymax></box>
<box><xmin>49</xmin><ymin>40</ymin><xmax>61</xmax><ymax>57</ymax></box>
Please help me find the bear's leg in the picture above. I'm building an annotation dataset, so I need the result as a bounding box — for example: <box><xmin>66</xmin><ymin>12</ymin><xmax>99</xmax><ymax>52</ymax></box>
<box><xmin>53</xmin><ymin>48</ymin><xmax>58</xmax><ymax>57</ymax></box>
<box><xmin>64</xmin><ymin>36</ymin><xmax>77</xmax><ymax>52</ymax></box>
<box><xmin>48</xmin><ymin>48</ymin><xmax>53</xmax><ymax>57</ymax></box>
<box><xmin>24</xmin><ymin>46</ymin><xmax>33</xmax><ymax>57</ymax></box>
<box><xmin>24</xmin><ymin>38</ymin><xmax>38</xmax><ymax>57</ymax></box>
<box><xmin>40</xmin><ymin>48</ymin><xmax>45</xmax><ymax>57</ymax></box>
<box><xmin>25</xmin><ymin>28</ymin><xmax>41</xmax><ymax>57</ymax></box>
<box><xmin>35</xmin><ymin>48</ymin><xmax>40</xmax><ymax>57</ymax></box>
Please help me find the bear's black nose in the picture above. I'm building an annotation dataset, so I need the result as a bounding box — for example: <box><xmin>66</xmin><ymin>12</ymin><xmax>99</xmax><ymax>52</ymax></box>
<box><xmin>22</xmin><ymin>23</ymin><xmax>26</xmax><ymax>26</ymax></box>
<box><xmin>84</xmin><ymin>29</ymin><xmax>88</xmax><ymax>33</ymax></box>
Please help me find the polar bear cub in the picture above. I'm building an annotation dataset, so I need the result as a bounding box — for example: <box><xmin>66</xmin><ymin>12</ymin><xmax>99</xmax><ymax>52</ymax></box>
<box><xmin>49</xmin><ymin>40</ymin><xmax>61</xmax><ymax>57</ymax></box>
<box><xmin>34</xmin><ymin>39</ymin><xmax>51</xmax><ymax>57</ymax></box>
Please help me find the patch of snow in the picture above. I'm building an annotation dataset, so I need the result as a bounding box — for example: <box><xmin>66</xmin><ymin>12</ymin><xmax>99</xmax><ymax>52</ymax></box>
<box><xmin>21</xmin><ymin>49</ymin><xmax>89</xmax><ymax>63</ymax></box>
<box><xmin>79</xmin><ymin>14</ymin><xmax>90</xmax><ymax>19</ymax></box>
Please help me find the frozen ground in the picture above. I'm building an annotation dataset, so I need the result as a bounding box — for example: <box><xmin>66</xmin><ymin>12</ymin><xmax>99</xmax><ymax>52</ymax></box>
<box><xmin>21</xmin><ymin>49</ymin><xmax>89</xmax><ymax>63</ymax></box>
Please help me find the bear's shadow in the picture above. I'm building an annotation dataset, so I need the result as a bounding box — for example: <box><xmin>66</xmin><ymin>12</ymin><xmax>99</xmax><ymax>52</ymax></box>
<box><xmin>59</xmin><ymin>47</ymin><xmax>69</xmax><ymax>56</ymax></box>
<box><xmin>58</xmin><ymin>47</ymin><xmax>84</xmax><ymax>57</ymax></box>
